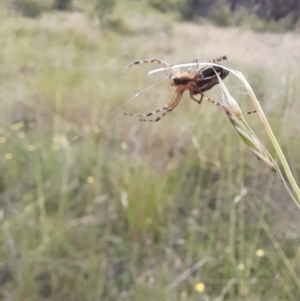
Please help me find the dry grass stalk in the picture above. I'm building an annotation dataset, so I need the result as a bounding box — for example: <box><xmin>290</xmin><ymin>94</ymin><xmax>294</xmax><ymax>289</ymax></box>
<box><xmin>212</xmin><ymin>68</ymin><xmax>300</xmax><ymax>208</ymax></box>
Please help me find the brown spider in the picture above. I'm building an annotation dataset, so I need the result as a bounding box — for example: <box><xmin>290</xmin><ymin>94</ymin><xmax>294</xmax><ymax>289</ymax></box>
<box><xmin>123</xmin><ymin>55</ymin><xmax>254</xmax><ymax>122</ymax></box>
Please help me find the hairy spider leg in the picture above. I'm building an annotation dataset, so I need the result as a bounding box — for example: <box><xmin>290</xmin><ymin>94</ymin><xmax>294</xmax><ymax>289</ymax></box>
<box><xmin>123</xmin><ymin>91</ymin><xmax>184</xmax><ymax>122</ymax></box>
<box><xmin>195</xmin><ymin>55</ymin><xmax>230</xmax><ymax>74</ymax></box>
<box><xmin>206</xmin><ymin>55</ymin><xmax>230</xmax><ymax>68</ymax></box>
<box><xmin>122</xmin><ymin>58</ymin><xmax>179</xmax><ymax>76</ymax></box>
<box><xmin>188</xmin><ymin>56</ymin><xmax>228</xmax><ymax>74</ymax></box>
<box><xmin>192</xmin><ymin>93</ymin><xmax>256</xmax><ymax>115</ymax></box>
<box><xmin>203</xmin><ymin>94</ymin><xmax>256</xmax><ymax>115</ymax></box>
<box><xmin>187</xmin><ymin>59</ymin><xmax>199</xmax><ymax>74</ymax></box>
<box><xmin>189</xmin><ymin>82</ymin><xmax>256</xmax><ymax>115</ymax></box>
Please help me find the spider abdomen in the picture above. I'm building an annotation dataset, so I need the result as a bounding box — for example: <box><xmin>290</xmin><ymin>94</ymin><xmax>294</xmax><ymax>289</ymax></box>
<box><xmin>200</xmin><ymin>66</ymin><xmax>229</xmax><ymax>80</ymax></box>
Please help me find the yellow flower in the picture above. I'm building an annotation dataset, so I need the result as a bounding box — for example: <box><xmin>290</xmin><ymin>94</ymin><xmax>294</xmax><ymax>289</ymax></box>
<box><xmin>28</xmin><ymin>145</ymin><xmax>36</xmax><ymax>151</ymax></box>
<box><xmin>238</xmin><ymin>263</ymin><xmax>245</xmax><ymax>271</ymax></box>
<box><xmin>255</xmin><ymin>249</ymin><xmax>265</xmax><ymax>257</ymax></box>
<box><xmin>195</xmin><ymin>282</ymin><xmax>205</xmax><ymax>293</ymax></box>
<box><xmin>87</xmin><ymin>176</ymin><xmax>95</xmax><ymax>184</ymax></box>
<box><xmin>5</xmin><ymin>153</ymin><xmax>12</xmax><ymax>160</ymax></box>
<box><xmin>11</xmin><ymin>122</ymin><xmax>24</xmax><ymax>130</ymax></box>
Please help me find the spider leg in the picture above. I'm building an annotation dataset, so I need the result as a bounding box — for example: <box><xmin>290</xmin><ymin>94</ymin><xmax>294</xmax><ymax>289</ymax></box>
<box><xmin>123</xmin><ymin>91</ymin><xmax>183</xmax><ymax>122</ymax></box>
<box><xmin>189</xmin><ymin>91</ymin><xmax>204</xmax><ymax>104</ymax></box>
<box><xmin>206</xmin><ymin>55</ymin><xmax>230</xmax><ymax>68</ymax></box>
<box><xmin>188</xmin><ymin>82</ymin><xmax>255</xmax><ymax>114</ymax></box>
<box><xmin>188</xmin><ymin>59</ymin><xmax>199</xmax><ymax>73</ymax></box>
<box><xmin>192</xmin><ymin>92</ymin><xmax>256</xmax><ymax>115</ymax></box>
<box><xmin>190</xmin><ymin>91</ymin><xmax>223</xmax><ymax>107</ymax></box>
<box><xmin>203</xmin><ymin>94</ymin><xmax>256</xmax><ymax>115</ymax></box>
<box><xmin>193</xmin><ymin>58</ymin><xmax>199</xmax><ymax>67</ymax></box>
<box><xmin>241</xmin><ymin>110</ymin><xmax>256</xmax><ymax>115</ymax></box>
<box><xmin>196</xmin><ymin>55</ymin><xmax>230</xmax><ymax>74</ymax></box>
<box><xmin>164</xmin><ymin>63</ymin><xmax>175</xmax><ymax>77</ymax></box>
<box><xmin>206</xmin><ymin>96</ymin><xmax>256</xmax><ymax>115</ymax></box>
<box><xmin>123</xmin><ymin>58</ymin><xmax>172</xmax><ymax>75</ymax></box>
<box><xmin>188</xmin><ymin>82</ymin><xmax>208</xmax><ymax>106</ymax></box>
<box><xmin>124</xmin><ymin>106</ymin><xmax>169</xmax><ymax>120</ymax></box>
<box><xmin>202</xmin><ymin>95</ymin><xmax>223</xmax><ymax>107</ymax></box>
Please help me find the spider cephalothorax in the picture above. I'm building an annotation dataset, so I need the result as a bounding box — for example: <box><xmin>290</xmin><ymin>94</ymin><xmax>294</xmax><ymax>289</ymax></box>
<box><xmin>123</xmin><ymin>55</ymin><xmax>235</xmax><ymax>122</ymax></box>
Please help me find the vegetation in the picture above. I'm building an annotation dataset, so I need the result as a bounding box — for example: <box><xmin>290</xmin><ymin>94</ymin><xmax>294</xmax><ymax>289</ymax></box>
<box><xmin>53</xmin><ymin>0</ymin><xmax>72</xmax><ymax>10</ymax></box>
<box><xmin>147</xmin><ymin>0</ymin><xmax>300</xmax><ymax>32</ymax></box>
<box><xmin>0</xmin><ymin>0</ymin><xmax>300</xmax><ymax>300</ymax></box>
<box><xmin>11</xmin><ymin>0</ymin><xmax>300</xmax><ymax>32</ymax></box>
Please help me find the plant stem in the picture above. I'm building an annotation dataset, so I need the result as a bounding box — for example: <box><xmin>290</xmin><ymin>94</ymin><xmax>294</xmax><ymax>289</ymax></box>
<box><xmin>238</xmin><ymin>72</ymin><xmax>300</xmax><ymax>203</ymax></box>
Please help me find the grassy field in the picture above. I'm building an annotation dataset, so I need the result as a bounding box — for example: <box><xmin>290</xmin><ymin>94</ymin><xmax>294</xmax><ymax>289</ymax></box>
<box><xmin>0</xmin><ymin>1</ymin><xmax>300</xmax><ymax>300</ymax></box>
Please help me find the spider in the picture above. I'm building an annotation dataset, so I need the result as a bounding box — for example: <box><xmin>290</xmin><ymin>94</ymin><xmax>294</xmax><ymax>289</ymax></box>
<box><xmin>123</xmin><ymin>55</ymin><xmax>255</xmax><ymax>122</ymax></box>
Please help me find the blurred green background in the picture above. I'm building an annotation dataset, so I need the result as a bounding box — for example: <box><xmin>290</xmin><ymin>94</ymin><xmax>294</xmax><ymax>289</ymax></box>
<box><xmin>0</xmin><ymin>0</ymin><xmax>300</xmax><ymax>300</ymax></box>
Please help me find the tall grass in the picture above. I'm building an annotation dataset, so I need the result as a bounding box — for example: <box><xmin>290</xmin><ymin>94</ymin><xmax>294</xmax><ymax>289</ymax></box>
<box><xmin>0</xmin><ymin>2</ymin><xmax>300</xmax><ymax>300</ymax></box>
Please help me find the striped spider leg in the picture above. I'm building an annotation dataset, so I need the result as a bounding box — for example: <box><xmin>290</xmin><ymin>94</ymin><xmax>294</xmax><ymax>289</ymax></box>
<box><xmin>207</xmin><ymin>55</ymin><xmax>230</xmax><ymax>68</ymax></box>
<box><xmin>123</xmin><ymin>58</ymin><xmax>180</xmax><ymax>77</ymax></box>
<box><xmin>122</xmin><ymin>58</ymin><xmax>184</xmax><ymax>122</ymax></box>
<box><xmin>189</xmin><ymin>55</ymin><xmax>229</xmax><ymax>75</ymax></box>
<box><xmin>190</xmin><ymin>88</ymin><xmax>256</xmax><ymax>115</ymax></box>
<box><xmin>123</xmin><ymin>90</ymin><xmax>184</xmax><ymax>122</ymax></box>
